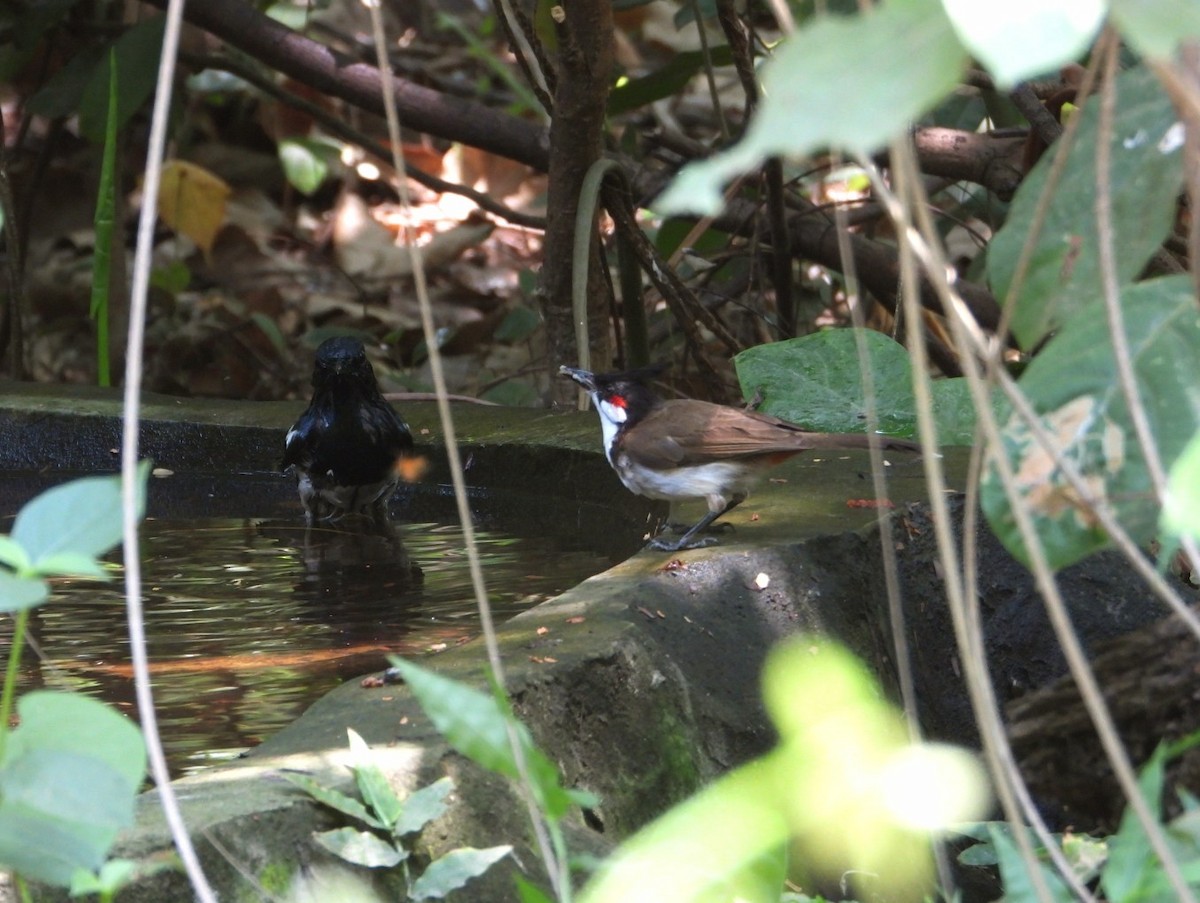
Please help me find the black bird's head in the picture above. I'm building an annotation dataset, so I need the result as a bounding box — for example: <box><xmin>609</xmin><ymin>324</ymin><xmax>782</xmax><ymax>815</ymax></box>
<box><xmin>559</xmin><ymin>364</ymin><xmax>664</xmax><ymax>430</ymax></box>
<box><xmin>312</xmin><ymin>337</ymin><xmax>380</xmax><ymax>394</ymax></box>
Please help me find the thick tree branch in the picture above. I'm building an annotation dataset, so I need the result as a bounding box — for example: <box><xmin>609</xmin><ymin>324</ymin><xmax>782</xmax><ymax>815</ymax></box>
<box><xmin>711</xmin><ymin>196</ymin><xmax>1003</xmax><ymax>333</ymax></box>
<box><xmin>143</xmin><ymin>0</ymin><xmax>550</xmax><ymax>169</ymax></box>
<box><xmin>541</xmin><ymin>0</ymin><xmax>615</xmax><ymax>399</ymax></box>
<box><xmin>908</xmin><ymin>127</ymin><xmax>1026</xmax><ymax>201</ymax></box>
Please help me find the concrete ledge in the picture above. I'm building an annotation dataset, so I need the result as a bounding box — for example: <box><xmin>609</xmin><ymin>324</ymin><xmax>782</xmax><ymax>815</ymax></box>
<box><xmin>10</xmin><ymin>386</ymin><xmax>1179</xmax><ymax>901</ymax></box>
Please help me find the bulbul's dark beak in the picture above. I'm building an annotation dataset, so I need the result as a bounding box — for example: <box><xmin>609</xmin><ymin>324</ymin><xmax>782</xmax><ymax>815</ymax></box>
<box><xmin>559</xmin><ymin>365</ymin><xmax>597</xmax><ymax>392</ymax></box>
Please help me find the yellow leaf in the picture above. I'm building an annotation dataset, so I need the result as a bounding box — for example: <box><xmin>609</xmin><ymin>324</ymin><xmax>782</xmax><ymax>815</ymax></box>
<box><xmin>157</xmin><ymin>160</ymin><xmax>231</xmax><ymax>254</ymax></box>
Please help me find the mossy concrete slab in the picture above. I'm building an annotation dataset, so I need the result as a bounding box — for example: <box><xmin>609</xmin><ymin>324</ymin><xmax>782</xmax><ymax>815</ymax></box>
<box><xmin>83</xmin><ymin>448</ymin><xmax>937</xmax><ymax>902</ymax></box>
<box><xmin>7</xmin><ymin>386</ymin><xmax>1182</xmax><ymax>901</ymax></box>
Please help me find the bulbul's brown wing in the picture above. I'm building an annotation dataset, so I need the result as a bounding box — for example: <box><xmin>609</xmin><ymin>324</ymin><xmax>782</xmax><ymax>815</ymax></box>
<box><xmin>622</xmin><ymin>400</ymin><xmax>918</xmax><ymax>468</ymax></box>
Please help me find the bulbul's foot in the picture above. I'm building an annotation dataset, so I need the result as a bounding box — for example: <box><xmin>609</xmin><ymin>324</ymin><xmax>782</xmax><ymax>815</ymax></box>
<box><xmin>663</xmin><ymin>520</ymin><xmax>735</xmax><ymax>535</ymax></box>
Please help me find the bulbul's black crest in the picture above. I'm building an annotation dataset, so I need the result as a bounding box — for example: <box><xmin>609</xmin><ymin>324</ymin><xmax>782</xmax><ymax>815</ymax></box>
<box><xmin>283</xmin><ymin>337</ymin><xmax>419</xmax><ymax>524</ymax></box>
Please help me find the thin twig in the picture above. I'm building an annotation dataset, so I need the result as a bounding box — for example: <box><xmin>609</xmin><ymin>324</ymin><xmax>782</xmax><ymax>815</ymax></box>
<box><xmin>364</xmin><ymin>5</ymin><xmax>568</xmax><ymax>898</ymax></box>
<box><xmin>869</xmin><ymin>149</ymin><xmax>1083</xmax><ymax>903</ymax></box>
<box><xmin>123</xmin><ymin>0</ymin><xmax>217</xmax><ymax>899</ymax></box>
<box><xmin>854</xmin><ymin>151</ymin><xmax>955</xmax><ymax>898</ymax></box>
<box><xmin>493</xmin><ymin>0</ymin><xmax>554</xmax><ymax>113</ymax></box>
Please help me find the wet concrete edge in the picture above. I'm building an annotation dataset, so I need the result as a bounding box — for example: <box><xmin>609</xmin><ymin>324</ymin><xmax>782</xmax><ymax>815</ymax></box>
<box><xmin>7</xmin><ymin>386</ymin><xmax>1180</xmax><ymax>901</ymax></box>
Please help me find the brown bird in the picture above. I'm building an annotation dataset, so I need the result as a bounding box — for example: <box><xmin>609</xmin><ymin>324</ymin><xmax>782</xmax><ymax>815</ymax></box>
<box><xmin>561</xmin><ymin>365</ymin><xmax>919</xmax><ymax>551</ymax></box>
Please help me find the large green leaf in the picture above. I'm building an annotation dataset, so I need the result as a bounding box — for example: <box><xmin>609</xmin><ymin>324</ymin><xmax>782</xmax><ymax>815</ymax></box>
<box><xmin>78</xmin><ymin>18</ymin><xmax>166</xmax><ymax>142</ymax></box>
<box><xmin>580</xmin><ymin>763</ymin><xmax>789</xmax><ymax>903</ymax></box>
<box><xmin>0</xmin><ymin>692</ymin><xmax>145</xmax><ymax>886</ymax></box>
<box><xmin>1110</xmin><ymin>0</ymin><xmax>1200</xmax><ymax>60</ymax></box>
<box><xmin>409</xmin><ymin>845</ymin><xmax>512</xmax><ymax>901</ymax></box>
<box><xmin>11</xmin><ymin>465</ymin><xmax>148</xmax><ymax>574</ymax></box>
<box><xmin>736</xmin><ymin>330</ymin><xmax>915</xmax><ymax>436</ymax></box>
<box><xmin>940</xmin><ymin>0</ymin><xmax>1104</xmax><ymax>89</ymax></box>
<box><xmin>386</xmin><ymin>658</ymin><xmax>573</xmax><ymax>819</ymax></box>
<box><xmin>734</xmin><ymin>329</ymin><xmax>976</xmax><ymax>445</ymax></box>
<box><xmin>981</xmin><ymin>275</ymin><xmax>1200</xmax><ymax>569</ymax></box>
<box><xmin>656</xmin><ymin>0</ymin><xmax>968</xmax><ymax>215</ymax></box>
<box><xmin>987</xmin><ymin>66</ymin><xmax>1184</xmax><ymax>351</ymax></box>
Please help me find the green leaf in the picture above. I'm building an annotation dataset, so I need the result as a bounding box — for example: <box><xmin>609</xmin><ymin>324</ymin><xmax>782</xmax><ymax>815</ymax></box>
<box><xmin>150</xmin><ymin>260</ymin><xmax>191</xmax><ymax>295</ymax></box>
<box><xmin>493</xmin><ymin>306</ymin><xmax>542</xmax><ymax>343</ymax></box>
<box><xmin>656</xmin><ymin>0</ymin><xmax>968</xmax><ymax>215</ymax></box>
<box><xmin>25</xmin><ymin>45</ymin><xmax>106</xmax><ymax>119</ymax></box>
<box><xmin>579</xmin><ymin>764</ymin><xmax>789</xmax><ymax>903</ymax></box>
<box><xmin>1110</xmin><ymin>0</ymin><xmax>1200</xmax><ymax>60</ymax></box>
<box><xmin>90</xmin><ymin>44</ymin><xmax>119</xmax><ymax>390</ymax></box>
<box><xmin>392</xmin><ymin>776</ymin><xmax>454</xmax><ymax>838</ymax></box>
<box><xmin>939</xmin><ymin>0</ymin><xmax>1104</xmax><ymax>89</ymax></box>
<box><xmin>278</xmin><ymin>138</ymin><xmax>336</xmax><ymax>195</ymax></box>
<box><xmin>514</xmin><ymin>874</ymin><xmax>556</xmax><ymax>903</ymax></box>
<box><xmin>347</xmin><ymin>729</ymin><xmax>404</xmax><ymax>829</ymax></box>
<box><xmin>735</xmin><ymin>330</ymin><xmax>980</xmax><ymax>445</ymax></box>
<box><xmin>1101</xmin><ymin>742</ymin><xmax>1168</xmax><ymax>902</ymax></box>
<box><xmin>988</xmin><ymin>825</ymin><xmax>1074</xmax><ymax>903</ymax></box>
<box><xmin>409</xmin><ymin>845</ymin><xmax>512</xmax><ymax>901</ymax></box>
<box><xmin>567</xmin><ymin>786</ymin><xmax>601</xmax><ymax>809</ymax></box>
<box><xmin>1161</xmin><ymin>431</ymin><xmax>1200</xmax><ymax>549</ymax></box>
<box><xmin>982</xmin><ymin>275</ymin><xmax>1200</xmax><ymax>569</ymax></box>
<box><xmin>0</xmin><ymin>536</ymin><xmax>32</xmax><ymax>575</ymax></box>
<box><xmin>735</xmin><ymin>330</ymin><xmax>915</xmax><ymax>435</ymax></box>
<box><xmin>987</xmin><ymin>66</ymin><xmax>1184</xmax><ymax>351</ymax></box>
<box><xmin>33</xmin><ymin>552</ymin><xmax>111</xmax><ymax>580</ymax></box>
<box><xmin>251</xmin><ymin>312</ymin><xmax>289</xmax><ymax>357</ymax></box>
<box><xmin>12</xmin><ymin>466</ymin><xmax>149</xmax><ymax>572</ymax></box>
<box><xmin>387</xmin><ymin>657</ymin><xmax>573</xmax><ymax>819</ymax></box>
<box><xmin>280</xmin><ymin>771</ymin><xmax>386</xmax><ymax>831</ymax></box>
<box><xmin>78</xmin><ymin>18</ymin><xmax>166</xmax><ymax>142</ymax></box>
<box><xmin>312</xmin><ymin>827</ymin><xmax>407</xmax><ymax>868</ymax></box>
<box><xmin>0</xmin><ymin>570</ymin><xmax>50</xmax><ymax>613</ymax></box>
<box><xmin>956</xmin><ymin>840</ymin><xmax>999</xmax><ymax>867</ymax></box>
<box><xmin>608</xmin><ymin>47</ymin><xmax>734</xmax><ymax>117</ymax></box>
<box><xmin>930</xmin><ymin>377</ymin><xmax>978</xmax><ymax>447</ymax></box>
<box><xmin>0</xmin><ymin>692</ymin><xmax>145</xmax><ymax>886</ymax></box>
<box><xmin>69</xmin><ymin>858</ymin><xmax>138</xmax><ymax>897</ymax></box>
<box><xmin>1061</xmin><ymin>832</ymin><xmax>1108</xmax><ymax>887</ymax></box>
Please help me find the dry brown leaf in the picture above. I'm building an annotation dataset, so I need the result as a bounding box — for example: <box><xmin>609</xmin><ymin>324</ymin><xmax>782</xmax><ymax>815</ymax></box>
<box><xmin>158</xmin><ymin>160</ymin><xmax>231</xmax><ymax>255</ymax></box>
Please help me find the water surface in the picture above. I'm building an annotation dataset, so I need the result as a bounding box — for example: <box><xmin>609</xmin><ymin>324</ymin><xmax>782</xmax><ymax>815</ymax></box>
<box><xmin>0</xmin><ymin>472</ymin><xmax>633</xmax><ymax>776</ymax></box>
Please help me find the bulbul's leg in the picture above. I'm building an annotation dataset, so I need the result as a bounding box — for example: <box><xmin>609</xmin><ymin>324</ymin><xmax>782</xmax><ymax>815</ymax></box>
<box><xmin>650</xmin><ymin>495</ymin><xmax>746</xmax><ymax>551</ymax></box>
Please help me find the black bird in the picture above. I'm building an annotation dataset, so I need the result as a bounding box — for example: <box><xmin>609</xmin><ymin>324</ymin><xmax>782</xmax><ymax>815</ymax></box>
<box><xmin>561</xmin><ymin>365</ymin><xmax>919</xmax><ymax>551</ymax></box>
<box><xmin>283</xmin><ymin>337</ymin><xmax>422</xmax><ymax>525</ymax></box>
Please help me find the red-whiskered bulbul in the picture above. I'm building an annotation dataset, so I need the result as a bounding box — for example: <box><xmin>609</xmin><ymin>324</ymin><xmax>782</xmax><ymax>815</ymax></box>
<box><xmin>561</xmin><ymin>365</ymin><xmax>919</xmax><ymax>551</ymax></box>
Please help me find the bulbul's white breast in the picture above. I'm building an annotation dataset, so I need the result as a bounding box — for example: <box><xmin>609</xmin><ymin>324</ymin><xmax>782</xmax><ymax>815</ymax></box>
<box><xmin>611</xmin><ymin>451</ymin><xmax>750</xmax><ymax>507</ymax></box>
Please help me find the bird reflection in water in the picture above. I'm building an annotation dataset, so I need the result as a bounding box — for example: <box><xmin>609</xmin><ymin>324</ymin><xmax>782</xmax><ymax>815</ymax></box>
<box><xmin>257</xmin><ymin>514</ymin><xmax>433</xmax><ymax>652</ymax></box>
